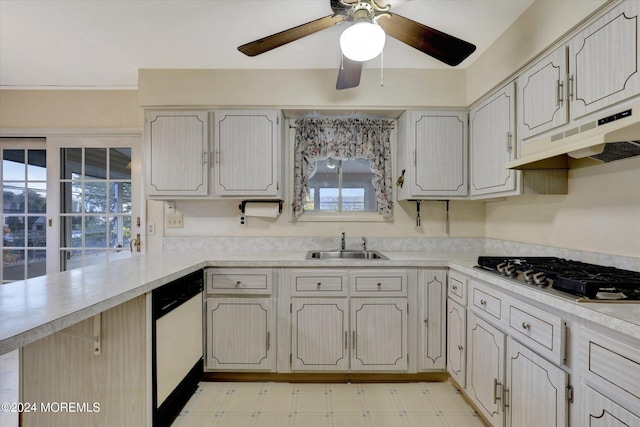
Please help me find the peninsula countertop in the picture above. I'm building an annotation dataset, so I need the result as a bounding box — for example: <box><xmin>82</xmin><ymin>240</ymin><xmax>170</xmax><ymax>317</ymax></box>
<box><xmin>1</xmin><ymin>250</ymin><xmax>639</xmax><ymax>355</ymax></box>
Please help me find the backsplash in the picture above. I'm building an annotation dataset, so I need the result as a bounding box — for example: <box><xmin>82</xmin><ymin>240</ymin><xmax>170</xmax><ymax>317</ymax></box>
<box><xmin>162</xmin><ymin>237</ymin><xmax>640</xmax><ymax>272</ymax></box>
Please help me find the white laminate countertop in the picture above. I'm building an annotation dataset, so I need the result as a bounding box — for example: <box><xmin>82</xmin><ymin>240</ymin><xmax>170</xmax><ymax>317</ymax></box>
<box><xmin>1</xmin><ymin>250</ymin><xmax>639</xmax><ymax>355</ymax></box>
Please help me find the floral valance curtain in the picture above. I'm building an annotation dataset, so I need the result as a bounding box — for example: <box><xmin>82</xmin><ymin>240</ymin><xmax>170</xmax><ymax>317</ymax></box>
<box><xmin>292</xmin><ymin>118</ymin><xmax>394</xmax><ymax>218</ymax></box>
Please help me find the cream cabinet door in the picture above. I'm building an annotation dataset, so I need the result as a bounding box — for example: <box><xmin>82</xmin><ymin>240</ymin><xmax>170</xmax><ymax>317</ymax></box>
<box><xmin>206</xmin><ymin>297</ymin><xmax>275</xmax><ymax>371</ymax></box>
<box><xmin>291</xmin><ymin>298</ymin><xmax>349</xmax><ymax>371</ymax></box>
<box><xmin>214</xmin><ymin>110</ymin><xmax>281</xmax><ymax>197</ymax></box>
<box><xmin>447</xmin><ymin>299</ymin><xmax>467</xmax><ymax>387</ymax></box>
<box><xmin>517</xmin><ymin>47</ymin><xmax>568</xmax><ymax>142</ymax></box>
<box><xmin>396</xmin><ymin>110</ymin><xmax>468</xmax><ymax>200</ymax></box>
<box><xmin>145</xmin><ymin>110</ymin><xmax>209</xmax><ymax>197</ymax></box>
<box><xmin>470</xmin><ymin>81</ymin><xmax>519</xmax><ymax>198</ymax></box>
<box><xmin>582</xmin><ymin>385</ymin><xmax>640</xmax><ymax>427</ymax></box>
<box><xmin>467</xmin><ymin>312</ymin><xmax>506</xmax><ymax>427</ymax></box>
<box><xmin>350</xmin><ymin>298</ymin><xmax>408</xmax><ymax>371</ymax></box>
<box><xmin>569</xmin><ymin>1</ymin><xmax>640</xmax><ymax>120</ymax></box>
<box><xmin>419</xmin><ymin>270</ymin><xmax>446</xmax><ymax>371</ymax></box>
<box><xmin>505</xmin><ymin>338</ymin><xmax>568</xmax><ymax>427</ymax></box>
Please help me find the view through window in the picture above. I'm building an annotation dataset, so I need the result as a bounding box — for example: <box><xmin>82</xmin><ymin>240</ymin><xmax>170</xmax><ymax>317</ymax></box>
<box><xmin>59</xmin><ymin>147</ymin><xmax>132</xmax><ymax>271</ymax></box>
<box><xmin>2</xmin><ymin>147</ymin><xmax>47</xmax><ymax>283</ymax></box>
<box><xmin>304</xmin><ymin>158</ymin><xmax>377</xmax><ymax>213</ymax></box>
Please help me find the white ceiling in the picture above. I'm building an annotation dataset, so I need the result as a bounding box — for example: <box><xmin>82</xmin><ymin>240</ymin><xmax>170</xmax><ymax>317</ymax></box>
<box><xmin>0</xmin><ymin>0</ymin><xmax>534</xmax><ymax>89</ymax></box>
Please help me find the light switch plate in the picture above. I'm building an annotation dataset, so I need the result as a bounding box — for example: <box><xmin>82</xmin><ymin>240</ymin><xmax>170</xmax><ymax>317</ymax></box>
<box><xmin>166</xmin><ymin>213</ymin><xmax>183</xmax><ymax>228</ymax></box>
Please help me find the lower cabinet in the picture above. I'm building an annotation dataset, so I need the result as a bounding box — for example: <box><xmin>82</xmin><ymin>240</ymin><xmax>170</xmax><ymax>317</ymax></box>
<box><xmin>206</xmin><ymin>297</ymin><xmax>276</xmax><ymax>371</ymax></box>
<box><xmin>291</xmin><ymin>297</ymin><xmax>408</xmax><ymax>372</ymax></box>
<box><xmin>291</xmin><ymin>298</ymin><xmax>349</xmax><ymax>371</ymax></box>
<box><xmin>351</xmin><ymin>298</ymin><xmax>408</xmax><ymax>371</ymax></box>
<box><xmin>505</xmin><ymin>338</ymin><xmax>567</xmax><ymax>427</ymax></box>
<box><xmin>419</xmin><ymin>269</ymin><xmax>446</xmax><ymax>371</ymax></box>
<box><xmin>446</xmin><ymin>298</ymin><xmax>466</xmax><ymax>386</ymax></box>
<box><xmin>582</xmin><ymin>385</ymin><xmax>640</xmax><ymax>427</ymax></box>
<box><xmin>462</xmin><ymin>276</ymin><xmax>570</xmax><ymax>427</ymax></box>
<box><xmin>467</xmin><ymin>312</ymin><xmax>506</xmax><ymax>427</ymax></box>
<box><xmin>578</xmin><ymin>327</ymin><xmax>640</xmax><ymax>426</ymax></box>
<box><xmin>289</xmin><ymin>268</ymin><xmax>412</xmax><ymax>373</ymax></box>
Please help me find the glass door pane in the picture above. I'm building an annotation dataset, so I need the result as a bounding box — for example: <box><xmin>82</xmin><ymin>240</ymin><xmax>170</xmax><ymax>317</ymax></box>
<box><xmin>60</xmin><ymin>147</ymin><xmax>132</xmax><ymax>271</ymax></box>
<box><xmin>1</xmin><ymin>144</ymin><xmax>47</xmax><ymax>283</ymax></box>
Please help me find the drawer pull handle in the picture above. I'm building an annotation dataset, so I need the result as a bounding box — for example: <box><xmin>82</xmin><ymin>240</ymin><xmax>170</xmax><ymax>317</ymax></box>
<box><xmin>458</xmin><ymin>345</ymin><xmax>464</xmax><ymax>351</ymax></box>
<box><xmin>377</xmin><ymin>282</ymin><xmax>382</xmax><ymax>288</ymax></box>
<box><xmin>345</xmin><ymin>331</ymin><xmax>348</xmax><ymax>349</ymax></box>
<box><xmin>522</xmin><ymin>322</ymin><xmax>531</xmax><ymax>330</ymax></box>
<box><xmin>480</xmin><ymin>299</ymin><xmax>487</xmax><ymax>306</ymax></box>
<box><xmin>235</xmin><ymin>281</ymin><xmax>242</xmax><ymax>287</ymax></box>
<box><xmin>317</xmin><ymin>282</ymin><xmax>322</xmax><ymax>288</ymax></box>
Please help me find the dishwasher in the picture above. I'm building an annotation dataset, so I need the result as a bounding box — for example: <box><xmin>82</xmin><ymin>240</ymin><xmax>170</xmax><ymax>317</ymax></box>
<box><xmin>152</xmin><ymin>269</ymin><xmax>204</xmax><ymax>427</ymax></box>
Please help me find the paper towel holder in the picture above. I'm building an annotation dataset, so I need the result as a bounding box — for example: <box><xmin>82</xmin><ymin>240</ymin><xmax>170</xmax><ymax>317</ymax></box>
<box><xmin>239</xmin><ymin>200</ymin><xmax>283</xmax><ymax>214</ymax></box>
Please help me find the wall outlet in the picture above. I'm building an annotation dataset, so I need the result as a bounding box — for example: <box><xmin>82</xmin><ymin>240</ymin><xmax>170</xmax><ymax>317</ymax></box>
<box><xmin>166</xmin><ymin>213</ymin><xmax>184</xmax><ymax>228</ymax></box>
<box><xmin>147</xmin><ymin>222</ymin><xmax>155</xmax><ymax>235</ymax></box>
<box><xmin>239</xmin><ymin>215</ymin><xmax>246</xmax><ymax>227</ymax></box>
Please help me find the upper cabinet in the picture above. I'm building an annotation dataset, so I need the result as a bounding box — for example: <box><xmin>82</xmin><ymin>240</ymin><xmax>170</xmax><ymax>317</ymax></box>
<box><xmin>397</xmin><ymin>110</ymin><xmax>468</xmax><ymax>200</ymax></box>
<box><xmin>517</xmin><ymin>0</ymin><xmax>640</xmax><ymax>146</ymax></box>
<box><xmin>144</xmin><ymin>109</ymin><xmax>283</xmax><ymax>199</ymax></box>
<box><xmin>145</xmin><ymin>110</ymin><xmax>209</xmax><ymax>197</ymax></box>
<box><xmin>470</xmin><ymin>82</ymin><xmax>519</xmax><ymax>198</ymax></box>
<box><xmin>569</xmin><ymin>0</ymin><xmax>640</xmax><ymax>120</ymax></box>
<box><xmin>517</xmin><ymin>47</ymin><xmax>569</xmax><ymax>142</ymax></box>
<box><xmin>214</xmin><ymin>110</ymin><xmax>283</xmax><ymax>198</ymax></box>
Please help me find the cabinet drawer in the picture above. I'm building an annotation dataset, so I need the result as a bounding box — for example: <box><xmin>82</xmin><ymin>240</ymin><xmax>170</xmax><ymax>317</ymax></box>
<box><xmin>351</xmin><ymin>270</ymin><xmax>407</xmax><ymax>296</ymax></box>
<box><xmin>471</xmin><ymin>286</ymin><xmax>502</xmax><ymax>321</ymax></box>
<box><xmin>507</xmin><ymin>300</ymin><xmax>564</xmax><ymax>365</ymax></box>
<box><xmin>448</xmin><ymin>271</ymin><xmax>467</xmax><ymax>305</ymax></box>
<box><xmin>206</xmin><ymin>268</ymin><xmax>272</xmax><ymax>294</ymax></box>
<box><xmin>581</xmin><ymin>328</ymin><xmax>640</xmax><ymax>406</ymax></box>
<box><xmin>290</xmin><ymin>270</ymin><xmax>348</xmax><ymax>296</ymax></box>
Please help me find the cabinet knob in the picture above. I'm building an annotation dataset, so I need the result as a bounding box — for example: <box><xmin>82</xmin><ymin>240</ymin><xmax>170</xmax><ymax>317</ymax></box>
<box><xmin>480</xmin><ymin>299</ymin><xmax>487</xmax><ymax>306</ymax></box>
<box><xmin>377</xmin><ymin>282</ymin><xmax>382</xmax><ymax>288</ymax></box>
<box><xmin>452</xmin><ymin>285</ymin><xmax>458</xmax><ymax>290</ymax></box>
<box><xmin>235</xmin><ymin>280</ymin><xmax>241</xmax><ymax>288</ymax></box>
<box><xmin>458</xmin><ymin>345</ymin><xmax>464</xmax><ymax>351</ymax></box>
<box><xmin>522</xmin><ymin>322</ymin><xmax>531</xmax><ymax>330</ymax></box>
<box><xmin>316</xmin><ymin>282</ymin><xmax>322</xmax><ymax>288</ymax></box>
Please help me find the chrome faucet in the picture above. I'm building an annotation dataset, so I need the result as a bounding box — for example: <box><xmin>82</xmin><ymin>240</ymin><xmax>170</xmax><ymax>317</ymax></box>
<box><xmin>341</xmin><ymin>232</ymin><xmax>346</xmax><ymax>251</ymax></box>
<box><xmin>362</xmin><ymin>237</ymin><xmax>367</xmax><ymax>251</ymax></box>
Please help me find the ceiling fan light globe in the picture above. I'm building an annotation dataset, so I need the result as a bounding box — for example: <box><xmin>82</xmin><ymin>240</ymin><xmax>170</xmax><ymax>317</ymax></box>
<box><xmin>340</xmin><ymin>21</ymin><xmax>386</xmax><ymax>62</ymax></box>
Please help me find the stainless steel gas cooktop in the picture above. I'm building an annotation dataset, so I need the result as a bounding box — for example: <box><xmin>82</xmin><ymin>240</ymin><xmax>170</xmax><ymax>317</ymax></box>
<box><xmin>476</xmin><ymin>256</ymin><xmax>640</xmax><ymax>302</ymax></box>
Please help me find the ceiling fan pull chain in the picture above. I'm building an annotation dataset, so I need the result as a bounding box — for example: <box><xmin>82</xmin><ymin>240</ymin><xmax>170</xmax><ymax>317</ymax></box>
<box><xmin>380</xmin><ymin>49</ymin><xmax>384</xmax><ymax>87</ymax></box>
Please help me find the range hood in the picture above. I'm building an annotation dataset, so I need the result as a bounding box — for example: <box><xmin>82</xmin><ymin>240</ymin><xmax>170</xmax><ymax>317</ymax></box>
<box><xmin>506</xmin><ymin>104</ymin><xmax>640</xmax><ymax>170</ymax></box>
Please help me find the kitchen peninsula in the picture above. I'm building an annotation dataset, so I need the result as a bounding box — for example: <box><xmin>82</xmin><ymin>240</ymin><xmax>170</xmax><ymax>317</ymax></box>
<box><xmin>1</xmin><ymin>244</ymin><xmax>639</xmax><ymax>426</ymax></box>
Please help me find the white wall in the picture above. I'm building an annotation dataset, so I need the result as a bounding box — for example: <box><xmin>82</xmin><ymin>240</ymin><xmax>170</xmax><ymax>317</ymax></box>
<box><xmin>485</xmin><ymin>156</ymin><xmax>640</xmax><ymax>258</ymax></box>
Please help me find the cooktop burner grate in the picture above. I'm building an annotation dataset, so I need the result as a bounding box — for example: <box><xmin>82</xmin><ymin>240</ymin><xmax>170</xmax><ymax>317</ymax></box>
<box><xmin>477</xmin><ymin>256</ymin><xmax>640</xmax><ymax>300</ymax></box>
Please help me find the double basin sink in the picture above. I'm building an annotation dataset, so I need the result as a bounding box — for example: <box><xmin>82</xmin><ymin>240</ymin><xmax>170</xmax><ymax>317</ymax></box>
<box><xmin>305</xmin><ymin>250</ymin><xmax>388</xmax><ymax>260</ymax></box>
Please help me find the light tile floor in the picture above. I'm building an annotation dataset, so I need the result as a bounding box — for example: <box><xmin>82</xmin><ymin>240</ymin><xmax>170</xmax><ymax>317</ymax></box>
<box><xmin>171</xmin><ymin>381</ymin><xmax>487</xmax><ymax>427</ymax></box>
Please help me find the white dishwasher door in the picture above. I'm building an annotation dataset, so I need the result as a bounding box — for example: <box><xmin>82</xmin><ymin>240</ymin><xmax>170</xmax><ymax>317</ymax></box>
<box><xmin>155</xmin><ymin>292</ymin><xmax>203</xmax><ymax>406</ymax></box>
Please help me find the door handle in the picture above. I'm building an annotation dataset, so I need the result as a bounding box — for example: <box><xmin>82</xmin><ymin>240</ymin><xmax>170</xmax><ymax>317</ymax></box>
<box><xmin>130</xmin><ymin>233</ymin><xmax>141</xmax><ymax>253</ymax></box>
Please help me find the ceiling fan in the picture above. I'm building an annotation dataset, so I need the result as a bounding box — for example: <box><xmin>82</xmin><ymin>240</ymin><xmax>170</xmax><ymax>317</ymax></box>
<box><xmin>237</xmin><ymin>0</ymin><xmax>476</xmax><ymax>90</ymax></box>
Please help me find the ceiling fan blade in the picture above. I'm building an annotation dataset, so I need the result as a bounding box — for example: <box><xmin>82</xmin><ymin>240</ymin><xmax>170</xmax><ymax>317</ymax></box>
<box><xmin>378</xmin><ymin>13</ymin><xmax>476</xmax><ymax>66</ymax></box>
<box><xmin>238</xmin><ymin>15</ymin><xmax>345</xmax><ymax>57</ymax></box>
<box><xmin>336</xmin><ymin>55</ymin><xmax>362</xmax><ymax>90</ymax></box>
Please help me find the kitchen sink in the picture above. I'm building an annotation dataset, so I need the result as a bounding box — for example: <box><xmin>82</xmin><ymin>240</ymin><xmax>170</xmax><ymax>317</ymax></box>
<box><xmin>305</xmin><ymin>250</ymin><xmax>389</xmax><ymax>260</ymax></box>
